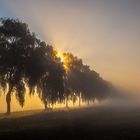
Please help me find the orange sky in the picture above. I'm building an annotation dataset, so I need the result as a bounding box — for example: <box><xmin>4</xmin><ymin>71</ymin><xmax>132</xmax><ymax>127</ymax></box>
<box><xmin>1</xmin><ymin>0</ymin><xmax>140</xmax><ymax>91</ymax></box>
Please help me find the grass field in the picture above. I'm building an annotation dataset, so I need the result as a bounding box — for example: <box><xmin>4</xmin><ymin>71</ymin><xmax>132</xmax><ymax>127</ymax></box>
<box><xmin>0</xmin><ymin>105</ymin><xmax>140</xmax><ymax>139</ymax></box>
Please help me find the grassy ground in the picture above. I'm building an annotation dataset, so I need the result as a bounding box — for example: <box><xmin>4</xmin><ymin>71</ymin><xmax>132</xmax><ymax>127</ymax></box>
<box><xmin>0</xmin><ymin>105</ymin><xmax>140</xmax><ymax>139</ymax></box>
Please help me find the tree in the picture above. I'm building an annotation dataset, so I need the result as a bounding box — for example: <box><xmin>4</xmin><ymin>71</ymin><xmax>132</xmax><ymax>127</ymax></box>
<box><xmin>61</xmin><ymin>53</ymin><xmax>111</xmax><ymax>106</ymax></box>
<box><xmin>0</xmin><ymin>18</ymin><xmax>34</xmax><ymax>114</ymax></box>
<box><xmin>0</xmin><ymin>18</ymin><xmax>66</xmax><ymax>113</ymax></box>
<box><xmin>0</xmin><ymin>18</ymin><xmax>112</xmax><ymax>114</ymax></box>
<box><xmin>38</xmin><ymin>56</ymin><xmax>66</xmax><ymax>109</ymax></box>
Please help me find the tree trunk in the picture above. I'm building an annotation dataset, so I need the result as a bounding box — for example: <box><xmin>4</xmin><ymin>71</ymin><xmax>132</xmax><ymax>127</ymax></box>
<box><xmin>87</xmin><ymin>100</ymin><xmax>90</xmax><ymax>106</ymax></box>
<box><xmin>92</xmin><ymin>98</ymin><xmax>95</xmax><ymax>103</ymax></box>
<box><xmin>52</xmin><ymin>103</ymin><xmax>54</xmax><ymax>110</ymax></box>
<box><xmin>6</xmin><ymin>87</ymin><xmax>12</xmax><ymax>115</ymax></box>
<box><xmin>79</xmin><ymin>93</ymin><xmax>81</xmax><ymax>107</ymax></box>
<box><xmin>66</xmin><ymin>96</ymin><xmax>69</xmax><ymax>108</ymax></box>
<box><xmin>44</xmin><ymin>100</ymin><xmax>47</xmax><ymax>110</ymax></box>
<box><xmin>73</xmin><ymin>100</ymin><xmax>74</xmax><ymax>107</ymax></box>
<box><xmin>48</xmin><ymin>100</ymin><xmax>50</xmax><ymax>108</ymax></box>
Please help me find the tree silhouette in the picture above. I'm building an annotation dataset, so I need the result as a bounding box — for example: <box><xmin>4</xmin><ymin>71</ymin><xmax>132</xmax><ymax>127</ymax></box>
<box><xmin>61</xmin><ymin>53</ymin><xmax>112</xmax><ymax>106</ymax></box>
<box><xmin>0</xmin><ymin>18</ymin><xmax>33</xmax><ymax>114</ymax></box>
<box><xmin>0</xmin><ymin>18</ymin><xmax>113</xmax><ymax>114</ymax></box>
<box><xmin>38</xmin><ymin>56</ymin><xmax>65</xmax><ymax>109</ymax></box>
<box><xmin>0</xmin><ymin>18</ymin><xmax>66</xmax><ymax>113</ymax></box>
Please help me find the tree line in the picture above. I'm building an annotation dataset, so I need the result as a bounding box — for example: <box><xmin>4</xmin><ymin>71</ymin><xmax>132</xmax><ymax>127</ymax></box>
<box><xmin>0</xmin><ymin>18</ymin><xmax>113</xmax><ymax>114</ymax></box>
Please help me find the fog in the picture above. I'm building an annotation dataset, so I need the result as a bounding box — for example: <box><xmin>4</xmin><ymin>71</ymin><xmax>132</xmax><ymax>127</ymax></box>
<box><xmin>1</xmin><ymin>90</ymin><xmax>140</xmax><ymax>114</ymax></box>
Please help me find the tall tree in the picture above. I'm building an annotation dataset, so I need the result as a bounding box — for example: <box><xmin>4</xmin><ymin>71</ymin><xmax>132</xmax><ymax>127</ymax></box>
<box><xmin>38</xmin><ymin>54</ymin><xmax>66</xmax><ymax>109</ymax></box>
<box><xmin>0</xmin><ymin>18</ymin><xmax>33</xmax><ymax>114</ymax></box>
<box><xmin>0</xmin><ymin>18</ymin><xmax>66</xmax><ymax>113</ymax></box>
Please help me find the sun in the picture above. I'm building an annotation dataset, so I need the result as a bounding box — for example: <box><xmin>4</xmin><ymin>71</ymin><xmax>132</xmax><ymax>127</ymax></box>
<box><xmin>56</xmin><ymin>51</ymin><xmax>65</xmax><ymax>63</ymax></box>
<box><xmin>55</xmin><ymin>51</ymin><xmax>73</xmax><ymax>72</ymax></box>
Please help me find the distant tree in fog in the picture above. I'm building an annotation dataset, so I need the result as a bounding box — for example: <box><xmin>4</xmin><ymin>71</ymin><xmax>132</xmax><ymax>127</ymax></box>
<box><xmin>61</xmin><ymin>53</ymin><xmax>112</xmax><ymax>106</ymax></box>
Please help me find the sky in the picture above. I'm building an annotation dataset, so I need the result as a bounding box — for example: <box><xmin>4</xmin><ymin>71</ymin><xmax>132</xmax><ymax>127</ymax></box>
<box><xmin>0</xmin><ymin>0</ymin><xmax>140</xmax><ymax>112</ymax></box>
